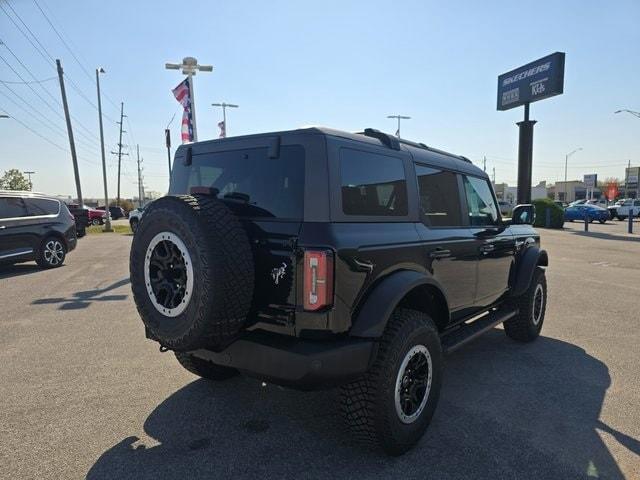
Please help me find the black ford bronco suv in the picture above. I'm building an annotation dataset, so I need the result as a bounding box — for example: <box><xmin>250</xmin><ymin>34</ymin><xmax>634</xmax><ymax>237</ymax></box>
<box><xmin>130</xmin><ymin>127</ymin><xmax>548</xmax><ymax>455</ymax></box>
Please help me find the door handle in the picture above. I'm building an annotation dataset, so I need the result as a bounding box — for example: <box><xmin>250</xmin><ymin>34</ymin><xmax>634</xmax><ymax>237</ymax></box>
<box><xmin>480</xmin><ymin>244</ymin><xmax>495</xmax><ymax>254</ymax></box>
<box><xmin>0</xmin><ymin>225</ymin><xmax>6</xmax><ymax>230</ymax></box>
<box><xmin>429</xmin><ymin>248</ymin><xmax>451</xmax><ymax>259</ymax></box>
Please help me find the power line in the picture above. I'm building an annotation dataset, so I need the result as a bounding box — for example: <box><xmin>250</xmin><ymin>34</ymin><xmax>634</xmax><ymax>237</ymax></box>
<box><xmin>1</xmin><ymin>2</ymin><xmax>116</xmax><ymax>125</ymax></box>
<box><xmin>33</xmin><ymin>0</ymin><xmax>120</xmax><ymax>112</ymax></box>
<box><xmin>0</xmin><ymin>76</ymin><xmax>56</xmax><ymax>84</ymax></box>
<box><xmin>0</xmin><ymin>105</ymin><xmax>97</xmax><ymax>165</ymax></box>
<box><xmin>0</xmin><ymin>34</ymin><xmax>105</xmax><ymax>143</ymax></box>
<box><xmin>0</xmin><ymin>82</ymin><xmax>100</xmax><ymax>156</ymax></box>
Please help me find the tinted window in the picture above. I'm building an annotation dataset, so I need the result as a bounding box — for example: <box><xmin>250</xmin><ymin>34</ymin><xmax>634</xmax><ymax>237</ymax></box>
<box><xmin>415</xmin><ymin>165</ymin><xmax>463</xmax><ymax>227</ymax></box>
<box><xmin>0</xmin><ymin>197</ymin><xmax>27</xmax><ymax>219</ymax></box>
<box><xmin>170</xmin><ymin>145</ymin><xmax>305</xmax><ymax>219</ymax></box>
<box><xmin>25</xmin><ymin>198</ymin><xmax>59</xmax><ymax>216</ymax></box>
<box><xmin>463</xmin><ymin>175</ymin><xmax>499</xmax><ymax>226</ymax></box>
<box><xmin>340</xmin><ymin>148</ymin><xmax>407</xmax><ymax>216</ymax></box>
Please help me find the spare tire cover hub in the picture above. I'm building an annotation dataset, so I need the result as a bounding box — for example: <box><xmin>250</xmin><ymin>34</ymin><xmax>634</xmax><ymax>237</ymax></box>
<box><xmin>144</xmin><ymin>231</ymin><xmax>194</xmax><ymax>317</ymax></box>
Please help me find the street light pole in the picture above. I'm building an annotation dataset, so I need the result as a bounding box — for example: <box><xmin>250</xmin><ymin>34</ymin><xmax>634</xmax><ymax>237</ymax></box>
<box><xmin>211</xmin><ymin>102</ymin><xmax>238</xmax><ymax>137</ymax></box>
<box><xmin>165</xmin><ymin>57</ymin><xmax>213</xmax><ymax>142</ymax></box>
<box><xmin>387</xmin><ymin>114</ymin><xmax>411</xmax><ymax>138</ymax></box>
<box><xmin>96</xmin><ymin>67</ymin><xmax>112</xmax><ymax>232</ymax></box>
<box><xmin>614</xmin><ymin>109</ymin><xmax>640</xmax><ymax>119</ymax></box>
<box><xmin>563</xmin><ymin>147</ymin><xmax>582</xmax><ymax>202</ymax></box>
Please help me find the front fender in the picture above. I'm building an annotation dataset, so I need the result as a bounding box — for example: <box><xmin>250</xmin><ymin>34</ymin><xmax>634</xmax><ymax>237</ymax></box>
<box><xmin>350</xmin><ymin>270</ymin><xmax>449</xmax><ymax>338</ymax></box>
<box><xmin>512</xmin><ymin>247</ymin><xmax>548</xmax><ymax>297</ymax></box>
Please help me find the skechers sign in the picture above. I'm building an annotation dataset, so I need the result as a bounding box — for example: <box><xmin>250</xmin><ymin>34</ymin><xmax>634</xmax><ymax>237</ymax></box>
<box><xmin>497</xmin><ymin>52</ymin><xmax>565</xmax><ymax>111</ymax></box>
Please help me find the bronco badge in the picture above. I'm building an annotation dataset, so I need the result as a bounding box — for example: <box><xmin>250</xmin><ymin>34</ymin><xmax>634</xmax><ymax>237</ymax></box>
<box><xmin>271</xmin><ymin>262</ymin><xmax>287</xmax><ymax>285</ymax></box>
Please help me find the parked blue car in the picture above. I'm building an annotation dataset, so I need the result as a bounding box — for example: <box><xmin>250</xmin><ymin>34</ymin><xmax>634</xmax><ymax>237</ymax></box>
<box><xmin>564</xmin><ymin>204</ymin><xmax>610</xmax><ymax>223</ymax></box>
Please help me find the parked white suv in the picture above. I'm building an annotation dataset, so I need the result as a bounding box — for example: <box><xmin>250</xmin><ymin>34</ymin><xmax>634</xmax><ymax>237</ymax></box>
<box><xmin>607</xmin><ymin>199</ymin><xmax>640</xmax><ymax>220</ymax></box>
<box><xmin>128</xmin><ymin>205</ymin><xmax>146</xmax><ymax>233</ymax></box>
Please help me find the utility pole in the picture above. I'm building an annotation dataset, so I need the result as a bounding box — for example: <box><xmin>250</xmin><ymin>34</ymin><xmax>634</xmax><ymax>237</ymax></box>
<box><xmin>136</xmin><ymin>144</ymin><xmax>144</xmax><ymax>207</ymax></box>
<box><xmin>483</xmin><ymin>156</ymin><xmax>487</xmax><ymax>172</ymax></box>
<box><xmin>165</xmin><ymin>57</ymin><xmax>213</xmax><ymax>142</ymax></box>
<box><xmin>211</xmin><ymin>102</ymin><xmax>239</xmax><ymax>138</ymax></box>
<box><xmin>96</xmin><ymin>67</ymin><xmax>112</xmax><ymax>231</ymax></box>
<box><xmin>111</xmin><ymin>102</ymin><xmax>128</xmax><ymax>206</ymax></box>
<box><xmin>165</xmin><ymin>128</ymin><xmax>172</xmax><ymax>178</ymax></box>
<box><xmin>492</xmin><ymin>167</ymin><xmax>496</xmax><ymax>184</ymax></box>
<box><xmin>387</xmin><ymin>114</ymin><xmax>411</xmax><ymax>138</ymax></box>
<box><xmin>56</xmin><ymin>59</ymin><xmax>83</xmax><ymax>206</ymax></box>
<box><xmin>23</xmin><ymin>171</ymin><xmax>35</xmax><ymax>190</ymax></box>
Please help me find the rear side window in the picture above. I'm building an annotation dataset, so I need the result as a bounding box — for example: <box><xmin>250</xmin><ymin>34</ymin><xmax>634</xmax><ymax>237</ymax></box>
<box><xmin>415</xmin><ymin>165</ymin><xmax>463</xmax><ymax>227</ymax></box>
<box><xmin>171</xmin><ymin>145</ymin><xmax>305</xmax><ymax>220</ymax></box>
<box><xmin>0</xmin><ymin>197</ymin><xmax>27</xmax><ymax>219</ymax></box>
<box><xmin>463</xmin><ymin>175</ymin><xmax>499</xmax><ymax>226</ymax></box>
<box><xmin>340</xmin><ymin>148</ymin><xmax>408</xmax><ymax>216</ymax></box>
<box><xmin>24</xmin><ymin>198</ymin><xmax>60</xmax><ymax>216</ymax></box>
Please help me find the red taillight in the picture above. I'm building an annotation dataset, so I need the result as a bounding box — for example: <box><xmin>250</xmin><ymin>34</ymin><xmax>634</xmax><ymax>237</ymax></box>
<box><xmin>303</xmin><ymin>250</ymin><xmax>334</xmax><ymax>311</ymax></box>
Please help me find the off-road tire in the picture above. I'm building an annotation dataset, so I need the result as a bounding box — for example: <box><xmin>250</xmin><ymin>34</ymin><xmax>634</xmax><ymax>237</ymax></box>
<box><xmin>340</xmin><ymin>308</ymin><xmax>443</xmax><ymax>456</ymax></box>
<box><xmin>504</xmin><ymin>267</ymin><xmax>547</xmax><ymax>342</ymax></box>
<box><xmin>35</xmin><ymin>236</ymin><xmax>66</xmax><ymax>268</ymax></box>
<box><xmin>129</xmin><ymin>217</ymin><xmax>139</xmax><ymax>233</ymax></box>
<box><xmin>130</xmin><ymin>195</ymin><xmax>254</xmax><ymax>351</ymax></box>
<box><xmin>174</xmin><ymin>352</ymin><xmax>239</xmax><ymax>380</ymax></box>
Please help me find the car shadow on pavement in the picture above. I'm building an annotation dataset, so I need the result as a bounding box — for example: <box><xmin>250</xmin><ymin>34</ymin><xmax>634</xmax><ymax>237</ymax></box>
<box><xmin>31</xmin><ymin>277</ymin><xmax>130</xmax><ymax>310</ymax></box>
<box><xmin>87</xmin><ymin>331</ymin><xmax>635</xmax><ymax>480</ymax></box>
<box><xmin>0</xmin><ymin>263</ymin><xmax>46</xmax><ymax>280</ymax></box>
<box><xmin>568</xmin><ymin>230</ymin><xmax>640</xmax><ymax>243</ymax></box>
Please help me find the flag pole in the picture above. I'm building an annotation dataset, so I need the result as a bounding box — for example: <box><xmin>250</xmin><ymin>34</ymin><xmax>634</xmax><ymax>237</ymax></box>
<box><xmin>187</xmin><ymin>72</ymin><xmax>197</xmax><ymax>142</ymax></box>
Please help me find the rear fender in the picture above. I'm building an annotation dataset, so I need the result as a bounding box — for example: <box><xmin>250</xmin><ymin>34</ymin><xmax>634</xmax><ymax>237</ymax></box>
<box><xmin>350</xmin><ymin>270</ymin><xmax>449</xmax><ymax>338</ymax></box>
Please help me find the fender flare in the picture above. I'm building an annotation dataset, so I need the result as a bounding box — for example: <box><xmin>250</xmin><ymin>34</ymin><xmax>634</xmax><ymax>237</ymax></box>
<box><xmin>350</xmin><ymin>270</ymin><xmax>449</xmax><ymax>338</ymax></box>
<box><xmin>512</xmin><ymin>247</ymin><xmax>549</xmax><ymax>297</ymax></box>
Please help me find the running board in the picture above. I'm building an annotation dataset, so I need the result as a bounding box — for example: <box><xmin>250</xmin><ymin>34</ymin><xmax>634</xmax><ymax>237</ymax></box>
<box><xmin>441</xmin><ymin>308</ymin><xmax>518</xmax><ymax>354</ymax></box>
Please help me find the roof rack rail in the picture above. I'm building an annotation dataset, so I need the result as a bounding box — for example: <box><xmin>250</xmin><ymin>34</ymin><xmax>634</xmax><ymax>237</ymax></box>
<box><xmin>361</xmin><ymin>128</ymin><xmax>400</xmax><ymax>150</ymax></box>
<box><xmin>356</xmin><ymin>128</ymin><xmax>472</xmax><ymax>163</ymax></box>
<box><xmin>397</xmin><ymin>138</ymin><xmax>472</xmax><ymax>164</ymax></box>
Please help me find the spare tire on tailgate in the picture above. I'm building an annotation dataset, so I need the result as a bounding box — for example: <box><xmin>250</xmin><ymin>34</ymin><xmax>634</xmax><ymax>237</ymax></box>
<box><xmin>130</xmin><ymin>194</ymin><xmax>254</xmax><ymax>351</ymax></box>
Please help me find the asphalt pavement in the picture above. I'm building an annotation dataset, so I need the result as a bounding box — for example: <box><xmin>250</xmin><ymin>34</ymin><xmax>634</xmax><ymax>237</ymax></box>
<box><xmin>0</xmin><ymin>221</ymin><xmax>639</xmax><ymax>479</ymax></box>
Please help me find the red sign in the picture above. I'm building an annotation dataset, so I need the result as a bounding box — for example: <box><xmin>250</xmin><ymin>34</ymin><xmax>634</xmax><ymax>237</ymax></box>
<box><xmin>606</xmin><ymin>183</ymin><xmax>618</xmax><ymax>201</ymax></box>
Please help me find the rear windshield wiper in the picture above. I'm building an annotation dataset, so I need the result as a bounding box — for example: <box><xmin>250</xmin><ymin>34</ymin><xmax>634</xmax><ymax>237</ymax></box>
<box><xmin>223</xmin><ymin>192</ymin><xmax>251</xmax><ymax>203</ymax></box>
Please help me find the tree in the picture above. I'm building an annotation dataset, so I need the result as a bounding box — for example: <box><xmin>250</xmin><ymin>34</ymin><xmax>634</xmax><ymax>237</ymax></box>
<box><xmin>0</xmin><ymin>169</ymin><xmax>31</xmax><ymax>191</ymax></box>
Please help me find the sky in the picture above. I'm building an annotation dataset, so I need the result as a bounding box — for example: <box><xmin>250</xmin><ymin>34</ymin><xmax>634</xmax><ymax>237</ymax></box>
<box><xmin>0</xmin><ymin>0</ymin><xmax>639</xmax><ymax>199</ymax></box>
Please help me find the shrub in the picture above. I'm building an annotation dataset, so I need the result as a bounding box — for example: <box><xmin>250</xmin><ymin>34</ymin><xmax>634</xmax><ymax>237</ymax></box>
<box><xmin>532</xmin><ymin>198</ymin><xmax>564</xmax><ymax>228</ymax></box>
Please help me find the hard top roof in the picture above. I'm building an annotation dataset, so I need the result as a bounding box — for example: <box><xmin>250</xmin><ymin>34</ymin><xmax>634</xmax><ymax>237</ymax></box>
<box><xmin>177</xmin><ymin>126</ymin><xmax>486</xmax><ymax>177</ymax></box>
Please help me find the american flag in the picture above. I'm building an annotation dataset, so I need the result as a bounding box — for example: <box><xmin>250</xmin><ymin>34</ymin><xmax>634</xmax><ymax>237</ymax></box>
<box><xmin>172</xmin><ymin>79</ymin><xmax>193</xmax><ymax>143</ymax></box>
<box><xmin>218</xmin><ymin>120</ymin><xmax>226</xmax><ymax>138</ymax></box>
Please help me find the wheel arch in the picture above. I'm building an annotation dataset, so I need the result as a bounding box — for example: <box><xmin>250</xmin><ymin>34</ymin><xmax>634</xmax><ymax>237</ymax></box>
<box><xmin>512</xmin><ymin>246</ymin><xmax>548</xmax><ymax>297</ymax></box>
<box><xmin>41</xmin><ymin>230</ymin><xmax>69</xmax><ymax>250</ymax></box>
<box><xmin>349</xmin><ymin>270</ymin><xmax>450</xmax><ymax>338</ymax></box>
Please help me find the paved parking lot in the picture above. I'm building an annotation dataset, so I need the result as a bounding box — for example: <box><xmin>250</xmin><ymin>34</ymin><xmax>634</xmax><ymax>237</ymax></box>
<box><xmin>1</xmin><ymin>221</ymin><xmax>639</xmax><ymax>479</ymax></box>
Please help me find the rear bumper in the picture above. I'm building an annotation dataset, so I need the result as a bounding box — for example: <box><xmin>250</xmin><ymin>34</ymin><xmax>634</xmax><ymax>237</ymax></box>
<box><xmin>189</xmin><ymin>331</ymin><xmax>377</xmax><ymax>390</ymax></box>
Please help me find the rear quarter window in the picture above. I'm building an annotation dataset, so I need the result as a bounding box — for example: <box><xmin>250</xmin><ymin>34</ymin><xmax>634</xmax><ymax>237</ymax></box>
<box><xmin>170</xmin><ymin>145</ymin><xmax>305</xmax><ymax>220</ymax></box>
<box><xmin>339</xmin><ymin>148</ymin><xmax>408</xmax><ymax>216</ymax></box>
<box><xmin>24</xmin><ymin>198</ymin><xmax>60</xmax><ymax>216</ymax></box>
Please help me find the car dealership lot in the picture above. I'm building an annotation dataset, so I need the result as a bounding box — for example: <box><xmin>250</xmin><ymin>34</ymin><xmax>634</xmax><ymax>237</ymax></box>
<box><xmin>1</xmin><ymin>222</ymin><xmax>639</xmax><ymax>479</ymax></box>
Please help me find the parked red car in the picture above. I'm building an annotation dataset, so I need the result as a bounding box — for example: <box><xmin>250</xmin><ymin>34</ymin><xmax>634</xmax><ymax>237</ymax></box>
<box><xmin>67</xmin><ymin>204</ymin><xmax>107</xmax><ymax>226</ymax></box>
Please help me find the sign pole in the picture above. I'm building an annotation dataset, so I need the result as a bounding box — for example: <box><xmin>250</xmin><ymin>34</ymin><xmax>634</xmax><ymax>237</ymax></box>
<box><xmin>516</xmin><ymin>103</ymin><xmax>536</xmax><ymax>204</ymax></box>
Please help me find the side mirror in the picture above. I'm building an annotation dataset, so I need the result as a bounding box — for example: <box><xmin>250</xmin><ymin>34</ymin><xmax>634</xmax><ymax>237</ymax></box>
<box><xmin>511</xmin><ymin>204</ymin><xmax>536</xmax><ymax>225</ymax></box>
